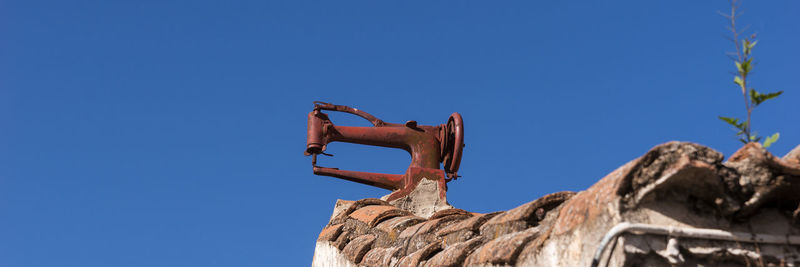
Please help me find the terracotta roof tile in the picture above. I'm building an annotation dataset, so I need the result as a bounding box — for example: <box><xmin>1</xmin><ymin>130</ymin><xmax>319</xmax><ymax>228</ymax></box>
<box><xmin>424</xmin><ymin>238</ymin><xmax>483</xmax><ymax>267</ymax></box>
<box><xmin>464</xmin><ymin>226</ymin><xmax>541</xmax><ymax>265</ymax></box>
<box><xmin>728</xmin><ymin>141</ymin><xmax>800</xmax><ymax>177</ymax></box>
<box><xmin>317</xmin><ymin>223</ymin><xmax>343</xmax><ymax>242</ymax></box>
<box><xmin>553</xmin><ymin>162</ymin><xmax>631</xmax><ymax>235</ymax></box>
<box><xmin>341</xmin><ymin>234</ymin><xmax>375</xmax><ymax>264</ymax></box>
<box><xmin>396</xmin><ymin>219</ymin><xmax>427</xmax><ymax>243</ymax></box>
<box><xmin>516</xmin><ymin>230</ymin><xmax>552</xmax><ymax>264</ymax></box>
<box><xmin>415</xmin><ymin>214</ymin><xmax>470</xmax><ymax>235</ymax></box>
<box><xmin>436</xmin><ymin>212</ymin><xmax>500</xmax><ymax>245</ymax></box>
<box><xmin>480</xmin><ymin>191</ymin><xmax>574</xmax><ymax>237</ymax></box>
<box><xmin>785</xmin><ymin>145</ymin><xmax>800</xmax><ymax>165</ymax></box>
<box><xmin>397</xmin><ymin>215</ymin><xmax>467</xmax><ymax>241</ymax></box>
<box><xmin>348</xmin><ymin>205</ymin><xmax>410</xmax><ymax>227</ymax></box>
<box><xmin>360</xmin><ymin>246</ymin><xmax>401</xmax><ymax>267</ymax></box>
<box><xmin>395</xmin><ymin>241</ymin><xmax>442</xmax><ymax>267</ymax></box>
<box><xmin>429</xmin><ymin>208</ymin><xmax>472</xmax><ymax>220</ymax></box>
<box><xmin>436</xmin><ymin>212</ymin><xmax>499</xmax><ymax>237</ymax></box>
<box><xmin>331</xmin><ymin>198</ymin><xmax>391</xmax><ymax>224</ymax></box>
<box><xmin>397</xmin><ymin>214</ymin><xmax>470</xmax><ymax>255</ymax></box>
<box><xmin>329</xmin><ymin>199</ymin><xmax>355</xmax><ymax>222</ymax></box>
<box><xmin>374</xmin><ymin>215</ymin><xmax>424</xmax><ymax>234</ymax></box>
<box><xmin>617</xmin><ymin>142</ymin><xmax>722</xmax><ymax>197</ymax></box>
<box><xmin>439</xmin><ymin>229</ymin><xmax>476</xmax><ymax>247</ymax></box>
<box><xmin>396</xmin><ymin>218</ymin><xmax>429</xmax><ymax>240</ymax></box>
<box><xmin>372</xmin><ymin>215</ymin><xmax>424</xmax><ymax>247</ymax></box>
<box><xmin>341</xmin><ymin>217</ymin><xmax>372</xmax><ymax>237</ymax></box>
<box><xmin>331</xmin><ymin>230</ymin><xmax>350</xmax><ymax>250</ymax></box>
<box><xmin>515</xmin><ymin>204</ymin><xmax>564</xmax><ymax>264</ymax></box>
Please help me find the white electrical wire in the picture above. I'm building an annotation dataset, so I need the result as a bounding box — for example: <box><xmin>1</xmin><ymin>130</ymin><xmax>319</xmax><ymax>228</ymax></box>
<box><xmin>591</xmin><ymin>222</ymin><xmax>800</xmax><ymax>267</ymax></box>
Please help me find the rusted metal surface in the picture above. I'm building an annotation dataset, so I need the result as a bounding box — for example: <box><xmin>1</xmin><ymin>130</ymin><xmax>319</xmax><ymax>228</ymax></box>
<box><xmin>305</xmin><ymin>101</ymin><xmax>464</xmax><ymax>201</ymax></box>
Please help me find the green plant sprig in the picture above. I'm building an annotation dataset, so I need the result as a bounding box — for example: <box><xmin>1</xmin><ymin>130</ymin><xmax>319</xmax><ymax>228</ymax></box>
<box><xmin>718</xmin><ymin>0</ymin><xmax>783</xmax><ymax>148</ymax></box>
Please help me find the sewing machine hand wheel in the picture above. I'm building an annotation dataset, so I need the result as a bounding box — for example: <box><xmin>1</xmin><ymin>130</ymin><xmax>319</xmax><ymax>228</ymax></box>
<box><xmin>441</xmin><ymin>113</ymin><xmax>464</xmax><ymax>180</ymax></box>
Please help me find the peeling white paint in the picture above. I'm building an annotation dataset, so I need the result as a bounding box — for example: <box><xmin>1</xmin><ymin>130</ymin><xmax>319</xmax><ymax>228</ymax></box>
<box><xmin>311</xmin><ymin>242</ymin><xmax>356</xmax><ymax>267</ymax></box>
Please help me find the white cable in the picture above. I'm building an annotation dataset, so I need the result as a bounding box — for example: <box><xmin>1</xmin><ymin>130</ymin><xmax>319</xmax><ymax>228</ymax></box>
<box><xmin>590</xmin><ymin>222</ymin><xmax>800</xmax><ymax>267</ymax></box>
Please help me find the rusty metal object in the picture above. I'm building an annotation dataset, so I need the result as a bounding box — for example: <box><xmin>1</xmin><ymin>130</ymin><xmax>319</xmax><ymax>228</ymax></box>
<box><xmin>305</xmin><ymin>101</ymin><xmax>464</xmax><ymax>201</ymax></box>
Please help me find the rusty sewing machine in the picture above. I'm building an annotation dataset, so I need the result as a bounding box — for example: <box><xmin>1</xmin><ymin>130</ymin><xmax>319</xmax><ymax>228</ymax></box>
<box><xmin>305</xmin><ymin>101</ymin><xmax>464</xmax><ymax>202</ymax></box>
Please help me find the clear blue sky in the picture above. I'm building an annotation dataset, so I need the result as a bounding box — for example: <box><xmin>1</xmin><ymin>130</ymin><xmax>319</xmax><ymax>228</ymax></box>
<box><xmin>1</xmin><ymin>1</ymin><xmax>798</xmax><ymax>266</ymax></box>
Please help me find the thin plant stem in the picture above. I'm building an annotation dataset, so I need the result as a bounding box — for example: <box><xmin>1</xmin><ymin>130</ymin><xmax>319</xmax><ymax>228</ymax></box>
<box><xmin>728</xmin><ymin>0</ymin><xmax>752</xmax><ymax>142</ymax></box>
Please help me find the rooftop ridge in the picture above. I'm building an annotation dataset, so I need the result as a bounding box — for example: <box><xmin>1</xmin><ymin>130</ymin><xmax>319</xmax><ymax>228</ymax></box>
<box><xmin>313</xmin><ymin>142</ymin><xmax>800</xmax><ymax>266</ymax></box>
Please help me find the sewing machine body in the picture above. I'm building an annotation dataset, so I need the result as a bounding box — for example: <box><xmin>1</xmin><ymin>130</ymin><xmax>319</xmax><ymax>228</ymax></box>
<box><xmin>305</xmin><ymin>102</ymin><xmax>464</xmax><ymax>201</ymax></box>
